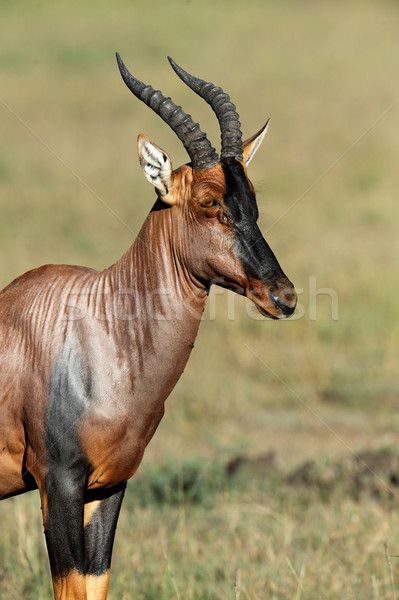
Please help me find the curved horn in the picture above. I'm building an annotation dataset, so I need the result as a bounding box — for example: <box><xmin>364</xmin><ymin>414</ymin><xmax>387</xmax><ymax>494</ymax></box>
<box><xmin>168</xmin><ymin>57</ymin><xmax>243</xmax><ymax>162</ymax></box>
<box><xmin>116</xmin><ymin>53</ymin><xmax>219</xmax><ymax>171</ymax></box>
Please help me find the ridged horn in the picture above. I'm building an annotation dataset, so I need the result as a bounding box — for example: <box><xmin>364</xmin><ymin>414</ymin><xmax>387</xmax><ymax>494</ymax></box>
<box><xmin>116</xmin><ymin>53</ymin><xmax>219</xmax><ymax>171</ymax></box>
<box><xmin>168</xmin><ymin>57</ymin><xmax>243</xmax><ymax>162</ymax></box>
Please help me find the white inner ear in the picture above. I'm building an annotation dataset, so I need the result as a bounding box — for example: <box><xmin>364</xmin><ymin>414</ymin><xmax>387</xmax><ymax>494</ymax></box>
<box><xmin>244</xmin><ymin>121</ymin><xmax>269</xmax><ymax>166</ymax></box>
<box><xmin>245</xmin><ymin>135</ymin><xmax>264</xmax><ymax>166</ymax></box>
<box><xmin>138</xmin><ymin>136</ymin><xmax>173</xmax><ymax>197</ymax></box>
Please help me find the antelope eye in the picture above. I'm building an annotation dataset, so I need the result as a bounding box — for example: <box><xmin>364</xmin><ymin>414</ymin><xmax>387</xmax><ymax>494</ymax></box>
<box><xmin>201</xmin><ymin>197</ymin><xmax>219</xmax><ymax>208</ymax></box>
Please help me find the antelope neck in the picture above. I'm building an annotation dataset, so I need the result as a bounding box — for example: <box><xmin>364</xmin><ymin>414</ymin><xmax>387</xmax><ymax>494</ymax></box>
<box><xmin>107</xmin><ymin>199</ymin><xmax>208</xmax><ymax>326</ymax></box>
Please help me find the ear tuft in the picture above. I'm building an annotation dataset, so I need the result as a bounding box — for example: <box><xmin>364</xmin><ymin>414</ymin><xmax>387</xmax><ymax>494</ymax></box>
<box><xmin>242</xmin><ymin>120</ymin><xmax>270</xmax><ymax>166</ymax></box>
<box><xmin>137</xmin><ymin>135</ymin><xmax>176</xmax><ymax>204</ymax></box>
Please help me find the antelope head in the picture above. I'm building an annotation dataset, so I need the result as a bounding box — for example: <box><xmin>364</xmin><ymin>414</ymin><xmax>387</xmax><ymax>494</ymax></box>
<box><xmin>116</xmin><ymin>54</ymin><xmax>297</xmax><ymax>319</ymax></box>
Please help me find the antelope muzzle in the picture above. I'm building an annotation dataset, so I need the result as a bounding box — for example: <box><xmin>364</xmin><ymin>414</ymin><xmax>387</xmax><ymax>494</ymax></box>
<box><xmin>246</xmin><ymin>276</ymin><xmax>297</xmax><ymax>320</ymax></box>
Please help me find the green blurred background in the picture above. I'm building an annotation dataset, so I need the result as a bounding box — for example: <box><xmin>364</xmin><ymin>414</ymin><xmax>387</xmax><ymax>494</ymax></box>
<box><xmin>1</xmin><ymin>1</ymin><xmax>399</xmax><ymax>598</ymax></box>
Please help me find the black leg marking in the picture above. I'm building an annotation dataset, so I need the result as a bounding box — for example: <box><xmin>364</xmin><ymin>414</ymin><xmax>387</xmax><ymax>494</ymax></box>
<box><xmin>84</xmin><ymin>482</ymin><xmax>127</xmax><ymax>575</ymax></box>
<box><xmin>44</xmin><ymin>467</ymin><xmax>87</xmax><ymax>577</ymax></box>
<box><xmin>44</xmin><ymin>345</ymin><xmax>92</xmax><ymax>577</ymax></box>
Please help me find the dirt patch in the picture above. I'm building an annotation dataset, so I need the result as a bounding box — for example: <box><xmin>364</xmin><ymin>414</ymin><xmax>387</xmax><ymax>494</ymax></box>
<box><xmin>225</xmin><ymin>446</ymin><xmax>399</xmax><ymax>502</ymax></box>
<box><xmin>286</xmin><ymin>447</ymin><xmax>399</xmax><ymax>501</ymax></box>
<box><xmin>226</xmin><ymin>451</ymin><xmax>276</xmax><ymax>478</ymax></box>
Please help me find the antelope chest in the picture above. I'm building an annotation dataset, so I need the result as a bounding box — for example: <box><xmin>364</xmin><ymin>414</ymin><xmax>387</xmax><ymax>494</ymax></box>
<box><xmin>79</xmin><ymin>394</ymin><xmax>166</xmax><ymax>489</ymax></box>
<box><xmin>44</xmin><ymin>344</ymin><xmax>167</xmax><ymax>489</ymax></box>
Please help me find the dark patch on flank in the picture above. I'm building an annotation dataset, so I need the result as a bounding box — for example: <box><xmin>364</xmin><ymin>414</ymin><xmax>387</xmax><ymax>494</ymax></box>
<box><xmin>44</xmin><ymin>346</ymin><xmax>92</xmax><ymax>577</ymax></box>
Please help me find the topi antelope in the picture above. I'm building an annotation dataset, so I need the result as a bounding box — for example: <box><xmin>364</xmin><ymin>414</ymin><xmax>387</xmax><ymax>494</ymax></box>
<box><xmin>0</xmin><ymin>54</ymin><xmax>297</xmax><ymax>599</ymax></box>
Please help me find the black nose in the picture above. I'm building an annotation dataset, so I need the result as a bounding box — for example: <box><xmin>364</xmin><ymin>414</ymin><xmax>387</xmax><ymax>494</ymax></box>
<box><xmin>270</xmin><ymin>287</ymin><xmax>297</xmax><ymax>317</ymax></box>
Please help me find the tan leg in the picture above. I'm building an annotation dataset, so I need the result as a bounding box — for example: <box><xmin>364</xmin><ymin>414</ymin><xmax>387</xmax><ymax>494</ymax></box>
<box><xmin>85</xmin><ymin>572</ymin><xmax>111</xmax><ymax>600</ymax></box>
<box><xmin>52</xmin><ymin>572</ymin><xmax>87</xmax><ymax>600</ymax></box>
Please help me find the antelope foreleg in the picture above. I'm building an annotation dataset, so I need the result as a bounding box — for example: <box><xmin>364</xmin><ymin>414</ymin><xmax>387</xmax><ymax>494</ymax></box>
<box><xmin>83</xmin><ymin>482</ymin><xmax>126</xmax><ymax>600</ymax></box>
<box><xmin>41</xmin><ymin>467</ymin><xmax>87</xmax><ymax>600</ymax></box>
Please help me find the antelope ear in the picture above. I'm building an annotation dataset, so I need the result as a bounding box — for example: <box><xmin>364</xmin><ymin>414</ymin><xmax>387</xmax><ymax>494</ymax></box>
<box><xmin>137</xmin><ymin>134</ymin><xmax>176</xmax><ymax>205</ymax></box>
<box><xmin>242</xmin><ymin>120</ymin><xmax>270</xmax><ymax>166</ymax></box>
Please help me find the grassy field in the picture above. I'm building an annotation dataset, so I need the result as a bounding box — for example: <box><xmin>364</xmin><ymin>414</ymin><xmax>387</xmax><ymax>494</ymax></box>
<box><xmin>1</xmin><ymin>0</ymin><xmax>399</xmax><ymax>598</ymax></box>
